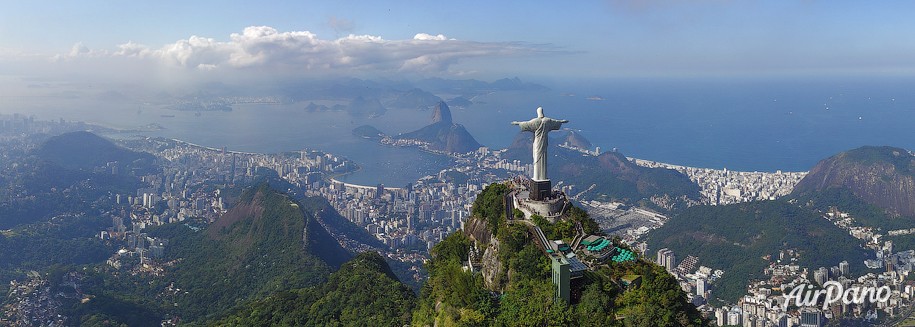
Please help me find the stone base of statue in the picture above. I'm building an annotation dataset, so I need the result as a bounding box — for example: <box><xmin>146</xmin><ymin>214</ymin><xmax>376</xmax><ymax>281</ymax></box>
<box><xmin>530</xmin><ymin>180</ymin><xmax>551</xmax><ymax>201</ymax></box>
<box><xmin>510</xmin><ymin>178</ymin><xmax>568</xmax><ymax>223</ymax></box>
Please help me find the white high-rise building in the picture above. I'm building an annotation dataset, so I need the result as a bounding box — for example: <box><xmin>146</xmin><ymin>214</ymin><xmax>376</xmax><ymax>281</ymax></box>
<box><xmin>656</xmin><ymin>248</ymin><xmax>677</xmax><ymax>274</ymax></box>
<box><xmin>727</xmin><ymin>310</ymin><xmax>741</xmax><ymax>326</ymax></box>
<box><xmin>696</xmin><ymin>278</ymin><xmax>707</xmax><ymax>297</ymax></box>
<box><xmin>714</xmin><ymin>308</ymin><xmax>726</xmax><ymax>326</ymax></box>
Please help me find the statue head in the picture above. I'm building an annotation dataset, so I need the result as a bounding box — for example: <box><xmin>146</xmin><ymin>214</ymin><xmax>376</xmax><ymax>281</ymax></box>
<box><xmin>537</xmin><ymin>107</ymin><xmax>544</xmax><ymax>118</ymax></box>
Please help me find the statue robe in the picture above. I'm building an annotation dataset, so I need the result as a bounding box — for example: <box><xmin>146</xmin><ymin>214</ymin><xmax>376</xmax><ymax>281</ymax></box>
<box><xmin>516</xmin><ymin>117</ymin><xmax>565</xmax><ymax>181</ymax></box>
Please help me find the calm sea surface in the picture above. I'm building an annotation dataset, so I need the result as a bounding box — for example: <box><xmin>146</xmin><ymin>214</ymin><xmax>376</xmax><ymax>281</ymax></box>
<box><xmin>4</xmin><ymin>76</ymin><xmax>915</xmax><ymax>187</ymax></box>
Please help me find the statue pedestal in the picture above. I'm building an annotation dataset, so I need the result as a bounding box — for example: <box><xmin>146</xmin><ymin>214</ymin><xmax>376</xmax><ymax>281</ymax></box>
<box><xmin>512</xmin><ymin>186</ymin><xmax>567</xmax><ymax>223</ymax></box>
<box><xmin>531</xmin><ymin>180</ymin><xmax>552</xmax><ymax>201</ymax></box>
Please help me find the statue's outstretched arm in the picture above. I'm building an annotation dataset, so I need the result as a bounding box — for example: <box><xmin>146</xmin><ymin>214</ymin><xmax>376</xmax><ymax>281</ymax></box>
<box><xmin>511</xmin><ymin>121</ymin><xmax>522</xmax><ymax>125</ymax></box>
<box><xmin>558</xmin><ymin>119</ymin><xmax>569</xmax><ymax>123</ymax></box>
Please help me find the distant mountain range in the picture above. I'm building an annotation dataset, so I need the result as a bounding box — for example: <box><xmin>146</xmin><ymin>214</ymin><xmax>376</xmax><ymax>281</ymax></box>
<box><xmin>385</xmin><ymin>88</ymin><xmax>442</xmax><ymax>110</ymax></box>
<box><xmin>416</xmin><ymin>76</ymin><xmax>549</xmax><ymax>93</ymax></box>
<box><xmin>288</xmin><ymin>77</ymin><xmax>546</xmax><ymax>105</ymax></box>
<box><xmin>303</xmin><ymin>97</ymin><xmax>387</xmax><ymax>117</ymax></box>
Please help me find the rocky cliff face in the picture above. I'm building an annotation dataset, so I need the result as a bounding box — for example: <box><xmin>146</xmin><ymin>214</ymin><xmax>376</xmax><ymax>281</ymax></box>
<box><xmin>462</xmin><ymin>215</ymin><xmax>505</xmax><ymax>291</ymax></box>
<box><xmin>463</xmin><ymin>214</ymin><xmax>493</xmax><ymax>245</ymax></box>
<box><xmin>430</xmin><ymin>101</ymin><xmax>452</xmax><ymax>124</ymax></box>
<box><xmin>793</xmin><ymin>146</ymin><xmax>915</xmax><ymax>217</ymax></box>
<box><xmin>396</xmin><ymin>101</ymin><xmax>482</xmax><ymax>153</ymax></box>
<box><xmin>480</xmin><ymin>238</ymin><xmax>505</xmax><ymax>290</ymax></box>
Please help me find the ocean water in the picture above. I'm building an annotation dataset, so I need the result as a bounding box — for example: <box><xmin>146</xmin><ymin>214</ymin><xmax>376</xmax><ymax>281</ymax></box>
<box><xmin>3</xmin><ymin>76</ymin><xmax>915</xmax><ymax>186</ymax></box>
<box><xmin>456</xmin><ymin>76</ymin><xmax>915</xmax><ymax>172</ymax></box>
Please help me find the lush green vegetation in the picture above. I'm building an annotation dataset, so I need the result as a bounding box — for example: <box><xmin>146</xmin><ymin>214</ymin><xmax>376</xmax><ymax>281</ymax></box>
<box><xmin>36</xmin><ymin>131</ymin><xmax>157</xmax><ymax>173</ymax></box>
<box><xmin>0</xmin><ymin>215</ymin><xmax>114</xmax><ymax>297</ymax></box>
<box><xmin>614</xmin><ymin>263</ymin><xmax>705</xmax><ymax>326</ymax></box>
<box><xmin>412</xmin><ymin>231</ymin><xmax>497</xmax><ymax>326</ymax></box>
<box><xmin>22</xmin><ymin>183</ymin><xmax>381</xmax><ymax>325</ymax></box>
<box><xmin>216</xmin><ymin>252</ymin><xmax>415</xmax><ymax>326</ymax></box>
<box><xmin>0</xmin><ymin>215</ymin><xmax>112</xmax><ymax>272</ymax></box>
<box><xmin>0</xmin><ymin>158</ymin><xmax>143</xmax><ymax>229</ymax></box>
<box><xmin>840</xmin><ymin>145</ymin><xmax>915</xmax><ymax>174</ymax></box>
<box><xmin>798</xmin><ymin>187</ymin><xmax>913</xmax><ymax>231</ymax></box>
<box><xmin>415</xmin><ymin>182</ymin><xmax>706</xmax><ymax>326</ymax></box>
<box><xmin>298</xmin><ymin>195</ymin><xmax>387</xmax><ymax>250</ymax></box>
<box><xmin>352</xmin><ymin>124</ymin><xmax>385</xmax><ymax>139</ymax></box>
<box><xmin>887</xmin><ymin>234</ymin><xmax>915</xmax><ymax>255</ymax></box>
<box><xmin>532</xmin><ymin>206</ymin><xmax>601</xmax><ymax>241</ymax></box>
<box><xmin>471</xmin><ymin>183</ymin><xmax>510</xmax><ymax>235</ymax></box>
<box><xmin>1</xmin><ymin>131</ymin><xmax>151</xmax><ymax>229</ymax></box>
<box><xmin>66</xmin><ymin>279</ymin><xmax>164</xmax><ymax>327</ymax></box>
<box><xmin>145</xmin><ymin>185</ymin><xmax>336</xmax><ymax>322</ymax></box>
<box><xmin>646</xmin><ymin>200</ymin><xmax>869</xmax><ymax>304</ymax></box>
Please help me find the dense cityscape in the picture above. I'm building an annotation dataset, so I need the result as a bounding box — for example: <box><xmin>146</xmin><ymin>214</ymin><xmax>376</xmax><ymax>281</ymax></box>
<box><xmin>2</xmin><ymin>111</ymin><xmax>914</xmax><ymax>325</ymax></box>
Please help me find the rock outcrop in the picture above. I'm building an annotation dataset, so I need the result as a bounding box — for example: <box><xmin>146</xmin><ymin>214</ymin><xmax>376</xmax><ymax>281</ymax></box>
<box><xmin>793</xmin><ymin>146</ymin><xmax>915</xmax><ymax>218</ymax></box>
<box><xmin>396</xmin><ymin>101</ymin><xmax>482</xmax><ymax>153</ymax></box>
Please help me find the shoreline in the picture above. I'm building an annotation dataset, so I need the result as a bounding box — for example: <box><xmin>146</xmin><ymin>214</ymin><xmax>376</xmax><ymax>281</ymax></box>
<box><xmin>628</xmin><ymin>157</ymin><xmax>809</xmax><ymax>174</ymax></box>
<box><xmin>34</xmin><ymin>116</ymin><xmax>812</xmax><ymax>181</ymax></box>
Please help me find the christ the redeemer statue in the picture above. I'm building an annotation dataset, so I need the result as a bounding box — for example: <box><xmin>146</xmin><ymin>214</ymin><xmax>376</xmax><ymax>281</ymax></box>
<box><xmin>511</xmin><ymin>107</ymin><xmax>568</xmax><ymax>182</ymax></box>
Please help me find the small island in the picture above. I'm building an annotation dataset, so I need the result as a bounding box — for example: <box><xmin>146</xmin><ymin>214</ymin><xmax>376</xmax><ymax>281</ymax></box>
<box><xmin>352</xmin><ymin>125</ymin><xmax>386</xmax><ymax>140</ymax></box>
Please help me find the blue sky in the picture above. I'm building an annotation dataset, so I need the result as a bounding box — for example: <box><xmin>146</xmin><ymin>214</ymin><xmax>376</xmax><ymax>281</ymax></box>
<box><xmin>2</xmin><ymin>1</ymin><xmax>915</xmax><ymax>81</ymax></box>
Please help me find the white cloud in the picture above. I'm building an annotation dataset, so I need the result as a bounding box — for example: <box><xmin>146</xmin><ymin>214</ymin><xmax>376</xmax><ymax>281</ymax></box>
<box><xmin>69</xmin><ymin>42</ymin><xmax>90</xmax><ymax>57</ymax></box>
<box><xmin>49</xmin><ymin>26</ymin><xmax>549</xmax><ymax>76</ymax></box>
<box><xmin>413</xmin><ymin>33</ymin><xmax>450</xmax><ymax>41</ymax></box>
<box><xmin>51</xmin><ymin>42</ymin><xmax>108</xmax><ymax>61</ymax></box>
<box><xmin>114</xmin><ymin>41</ymin><xmax>151</xmax><ymax>57</ymax></box>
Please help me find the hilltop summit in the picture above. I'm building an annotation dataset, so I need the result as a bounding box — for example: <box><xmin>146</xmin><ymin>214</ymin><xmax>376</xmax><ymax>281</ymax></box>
<box><xmin>37</xmin><ymin>131</ymin><xmax>156</xmax><ymax>173</ymax></box>
<box><xmin>792</xmin><ymin>146</ymin><xmax>915</xmax><ymax>218</ymax></box>
<box><xmin>430</xmin><ymin>101</ymin><xmax>452</xmax><ymax>124</ymax></box>
<box><xmin>413</xmin><ymin>183</ymin><xmax>706</xmax><ymax>326</ymax></box>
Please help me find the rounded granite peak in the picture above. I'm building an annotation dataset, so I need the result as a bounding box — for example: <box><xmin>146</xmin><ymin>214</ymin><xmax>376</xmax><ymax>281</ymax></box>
<box><xmin>430</xmin><ymin>101</ymin><xmax>452</xmax><ymax>124</ymax></box>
